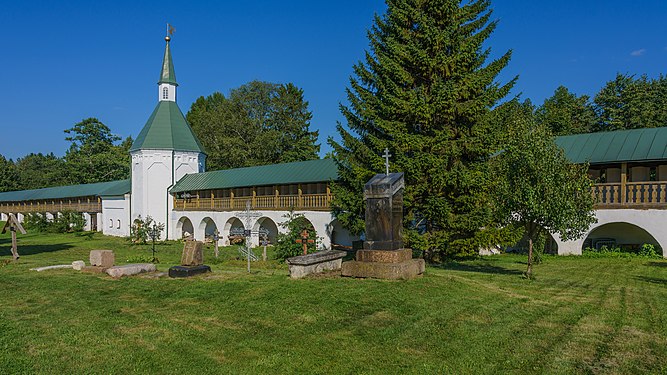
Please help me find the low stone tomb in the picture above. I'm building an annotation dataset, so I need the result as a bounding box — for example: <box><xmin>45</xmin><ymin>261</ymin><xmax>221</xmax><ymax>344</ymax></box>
<box><xmin>169</xmin><ymin>240</ymin><xmax>211</xmax><ymax>278</ymax></box>
<box><xmin>90</xmin><ymin>250</ymin><xmax>115</xmax><ymax>268</ymax></box>
<box><xmin>286</xmin><ymin>250</ymin><xmax>347</xmax><ymax>279</ymax></box>
<box><xmin>106</xmin><ymin>263</ymin><xmax>157</xmax><ymax>278</ymax></box>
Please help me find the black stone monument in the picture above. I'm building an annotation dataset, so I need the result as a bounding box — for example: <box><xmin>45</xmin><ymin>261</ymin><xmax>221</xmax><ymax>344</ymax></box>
<box><xmin>341</xmin><ymin>172</ymin><xmax>424</xmax><ymax>279</ymax></box>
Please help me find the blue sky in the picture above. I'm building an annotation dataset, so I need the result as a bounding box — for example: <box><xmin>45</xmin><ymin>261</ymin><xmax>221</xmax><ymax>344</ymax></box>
<box><xmin>1</xmin><ymin>0</ymin><xmax>666</xmax><ymax>160</ymax></box>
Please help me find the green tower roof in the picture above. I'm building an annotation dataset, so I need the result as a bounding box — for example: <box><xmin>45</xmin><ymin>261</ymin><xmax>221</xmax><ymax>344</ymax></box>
<box><xmin>158</xmin><ymin>39</ymin><xmax>177</xmax><ymax>85</ymax></box>
<box><xmin>130</xmin><ymin>100</ymin><xmax>205</xmax><ymax>153</ymax></box>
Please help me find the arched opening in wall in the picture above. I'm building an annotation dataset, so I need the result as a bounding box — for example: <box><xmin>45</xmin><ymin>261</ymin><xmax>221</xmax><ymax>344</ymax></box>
<box><xmin>224</xmin><ymin>217</ymin><xmax>245</xmax><ymax>245</ymax></box>
<box><xmin>199</xmin><ymin>217</ymin><xmax>217</xmax><ymax>242</ymax></box>
<box><xmin>177</xmin><ymin>217</ymin><xmax>195</xmax><ymax>239</ymax></box>
<box><xmin>329</xmin><ymin>219</ymin><xmax>356</xmax><ymax>248</ymax></box>
<box><xmin>583</xmin><ymin>222</ymin><xmax>661</xmax><ymax>253</ymax></box>
<box><xmin>252</xmin><ymin>217</ymin><xmax>279</xmax><ymax>245</ymax></box>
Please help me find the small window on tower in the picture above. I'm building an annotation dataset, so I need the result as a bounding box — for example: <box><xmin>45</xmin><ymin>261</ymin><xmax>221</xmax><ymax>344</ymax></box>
<box><xmin>162</xmin><ymin>87</ymin><xmax>169</xmax><ymax>99</ymax></box>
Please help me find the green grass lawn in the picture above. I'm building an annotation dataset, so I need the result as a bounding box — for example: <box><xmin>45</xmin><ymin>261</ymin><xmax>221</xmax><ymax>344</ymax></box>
<box><xmin>1</xmin><ymin>229</ymin><xmax>667</xmax><ymax>374</ymax></box>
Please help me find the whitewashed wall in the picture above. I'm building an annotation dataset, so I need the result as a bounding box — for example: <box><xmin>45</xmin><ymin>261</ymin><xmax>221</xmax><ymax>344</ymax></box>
<box><xmin>131</xmin><ymin>149</ymin><xmax>205</xmax><ymax>238</ymax></box>
<box><xmin>168</xmin><ymin>209</ymin><xmax>353</xmax><ymax>250</ymax></box>
<box><xmin>554</xmin><ymin>209</ymin><xmax>667</xmax><ymax>258</ymax></box>
<box><xmin>101</xmin><ymin>194</ymin><xmax>131</xmax><ymax>237</ymax></box>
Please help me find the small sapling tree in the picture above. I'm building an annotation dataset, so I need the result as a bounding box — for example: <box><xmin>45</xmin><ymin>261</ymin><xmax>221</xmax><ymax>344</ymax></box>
<box><xmin>494</xmin><ymin>112</ymin><xmax>596</xmax><ymax>278</ymax></box>
<box><xmin>146</xmin><ymin>219</ymin><xmax>165</xmax><ymax>263</ymax></box>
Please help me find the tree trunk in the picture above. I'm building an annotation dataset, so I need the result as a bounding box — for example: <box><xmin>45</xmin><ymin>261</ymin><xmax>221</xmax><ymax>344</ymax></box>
<box><xmin>527</xmin><ymin>237</ymin><xmax>533</xmax><ymax>278</ymax></box>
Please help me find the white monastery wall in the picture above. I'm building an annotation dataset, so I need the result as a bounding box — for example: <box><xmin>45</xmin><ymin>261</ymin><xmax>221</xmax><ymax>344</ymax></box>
<box><xmin>554</xmin><ymin>209</ymin><xmax>667</xmax><ymax>258</ymax></box>
<box><xmin>169</xmin><ymin>210</ymin><xmax>344</xmax><ymax>250</ymax></box>
<box><xmin>102</xmin><ymin>195</ymin><xmax>130</xmax><ymax>237</ymax></box>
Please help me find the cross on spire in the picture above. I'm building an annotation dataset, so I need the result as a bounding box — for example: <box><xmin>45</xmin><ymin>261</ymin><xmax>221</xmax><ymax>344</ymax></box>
<box><xmin>383</xmin><ymin>148</ymin><xmax>391</xmax><ymax>175</ymax></box>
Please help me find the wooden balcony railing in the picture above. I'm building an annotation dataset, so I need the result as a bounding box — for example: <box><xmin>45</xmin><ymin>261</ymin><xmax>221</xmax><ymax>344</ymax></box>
<box><xmin>174</xmin><ymin>193</ymin><xmax>333</xmax><ymax>212</ymax></box>
<box><xmin>593</xmin><ymin>181</ymin><xmax>667</xmax><ymax>208</ymax></box>
<box><xmin>0</xmin><ymin>199</ymin><xmax>102</xmax><ymax>214</ymax></box>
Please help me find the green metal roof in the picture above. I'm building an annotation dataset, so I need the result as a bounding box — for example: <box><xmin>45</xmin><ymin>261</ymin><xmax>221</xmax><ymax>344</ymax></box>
<box><xmin>158</xmin><ymin>40</ymin><xmax>177</xmax><ymax>85</ymax></box>
<box><xmin>555</xmin><ymin>127</ymin><xmax>667</xmax><ymax>165</ymax></box>
<box><xmin>0</xmin><ymin>179</ymin><xmax>130</xmax><ymax>203</ymax></box>
<box><xmin>170</xmin><ymin>159</ymin><xmax>339</xmax><ymax>193</ymax></box>
<box><xmin>130</xmin><ymin>101</ymin><xmax>205</xmax><ymax>153</ymax></box>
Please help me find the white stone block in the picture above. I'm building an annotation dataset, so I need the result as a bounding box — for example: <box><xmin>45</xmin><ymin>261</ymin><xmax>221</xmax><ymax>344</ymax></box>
<box><xmin>72</xmin><ymin>261</ymin><xmax>86</xmax><ymax>271</ymax></box>
<box><xmin>106</xmin><ymin>263</ymin><xmax>156</xmax><ymax>278</ymax></box>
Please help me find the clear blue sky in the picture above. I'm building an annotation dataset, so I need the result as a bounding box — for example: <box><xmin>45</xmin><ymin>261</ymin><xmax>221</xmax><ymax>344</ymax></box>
<box><xmin>2</xmin><ymin>0</ymin><xmax>666</xmax><ymax>160</ymax></box>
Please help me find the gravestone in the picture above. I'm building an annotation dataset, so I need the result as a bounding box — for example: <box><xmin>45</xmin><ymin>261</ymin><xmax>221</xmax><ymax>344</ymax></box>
<box><xmin>181</xmin><ymin>240</ymin><xmax>204</xmax><ymax>266</ymax></box>
<box><xmin>169</xmin><ymin>240</ymin><xmax>211</xmax><ymax>278</ymax></box>
<box><xmin>90</xmin><ymin>250</ymin><xmax>114</xmax><ymax>268</ymax></box>
<box><xmin>341</xmin><ymin>173</ymin><xmax>425</xmax><ymax>279</ymax></box>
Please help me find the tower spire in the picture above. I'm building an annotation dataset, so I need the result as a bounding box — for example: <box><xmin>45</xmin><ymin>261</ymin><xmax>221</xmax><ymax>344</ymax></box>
<box><xmin>158</xmin><ymin>25</ymin><xmax>177</xmax><ymax>102</ymax></box>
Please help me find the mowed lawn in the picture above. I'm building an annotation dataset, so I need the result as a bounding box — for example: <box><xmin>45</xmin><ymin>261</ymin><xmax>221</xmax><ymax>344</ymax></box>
<box><xmin>1</xmin><ymin>229</ymin><xmax>667</xmax><ymax>374</ymax></box>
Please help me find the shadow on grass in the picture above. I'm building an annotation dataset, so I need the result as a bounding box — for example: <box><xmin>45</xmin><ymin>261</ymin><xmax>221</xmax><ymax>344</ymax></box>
<box><xmin>634</xmin><ymin>276</ymin><xmax>667</xmax><ymax>285</ymax></box>
<box><xmin>646</xmin><ymin>261</ymin><xmax>667</xmax><ymax>268</ymax></box>
<box><xmin>0</xmin><ymin>243</ymin><xmax>73</xmax><ymax>257</ymax></box>
<box><xmin>435</xmin><ymin>262</ymin><xmax>523</xmax><ymax>275</ymax></box>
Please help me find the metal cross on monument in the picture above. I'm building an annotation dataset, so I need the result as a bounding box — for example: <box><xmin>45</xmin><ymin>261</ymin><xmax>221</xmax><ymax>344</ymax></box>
<box><xmin>235</xmin><ymin>200</ymin><xmax>262</xmax><ymax>272</ymax></box>
<box><xmin>383</xmin><ymin>148</ymin><xmax>392</xmax><ymax>176</ymax></box>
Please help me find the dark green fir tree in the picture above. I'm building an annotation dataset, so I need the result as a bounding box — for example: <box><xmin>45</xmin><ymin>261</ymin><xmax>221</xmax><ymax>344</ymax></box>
<box><xmin>329</xmin><ymin>0</ymin><xmax>516</xmax><ymax>258</ymax></box>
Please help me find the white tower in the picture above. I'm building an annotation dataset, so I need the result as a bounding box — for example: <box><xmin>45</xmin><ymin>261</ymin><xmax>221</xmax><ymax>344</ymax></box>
<box><xmin>130</xmin><ymin>33</ymin><xmax>206</xmax><ymax>239</ymax></box>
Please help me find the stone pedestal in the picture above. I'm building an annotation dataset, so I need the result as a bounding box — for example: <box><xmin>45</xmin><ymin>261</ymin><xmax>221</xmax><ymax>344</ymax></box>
<box><xmin>169</xmin><ymin>265</ymin><xmax>212</xmax><ymax>278</ymax></box>
<box><xmin>341</xmin><ymin>256</ymin><xmax>425</xmax><ymax>280</ymax></box>
<box><xmin>341</xmin><ymin>173</ymin><xmax>424</xmax><ymax>280</ymax></box>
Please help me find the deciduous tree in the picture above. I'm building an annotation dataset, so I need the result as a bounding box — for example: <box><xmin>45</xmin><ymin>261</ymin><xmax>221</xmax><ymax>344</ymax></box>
<box><xmin>536</xmin><ymin>86</ymin><xmax>596</xmax><ymax>135</ymax></box>
<box><xmin>493</xmin><ymin>109</ymin><xmax>596</xmax><ymax>277</ymax></box>
<box><xmin>187</xmin><ymin>81</ymin><xmax>319</xmax><ymax>171</ymax></box>
<box><xmin>63</xmin><ymin>118</ymin><xmax>131</xmax><ymax>184</ymax></box>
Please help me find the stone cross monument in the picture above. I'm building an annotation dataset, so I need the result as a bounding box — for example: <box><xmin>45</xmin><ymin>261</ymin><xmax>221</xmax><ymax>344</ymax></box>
<box><xmin>341</xmin><ymin>172</ymin><xmax>425</xmax><ymax>279</ymax></box>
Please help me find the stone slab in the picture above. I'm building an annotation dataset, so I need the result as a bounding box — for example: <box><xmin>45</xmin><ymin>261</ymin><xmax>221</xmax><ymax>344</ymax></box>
<box><xmin>286</xmin><ymin>250</ymin><xmax>347</xmax><ymax>279</ymax></box>
<box><xmin>181</xmin><ymin>241</ymin><xmax>204</xmax><ymax>266</ymax></box>
<box><xmin>286</xmin><ymin>250</ymin><xmax>346</xmax><ymax>266</ymax></box>
<box><xmin>81</xmin><ymin>266</ymin><xmax>108</xmax><ymax>274</ymax></box>
<box><xmin>72</xmin><ymin>260</ymin><xmax>86</xmax><ymax>271</ymax></box>
<box><xmin>356</xmin><ymin>249</ymin><xmax>412</xmax><ymax>263</ymax></box>
<box><xmin>90</xmin><ymin>250</ymin><xmax>115</xmax><ymax>268</ymax></box>
<box><xmin>341</xmin><ymin>259</ymin><xmax>425</xmax><ymax>280</ymax></box>
<box><xmin>30</xmin><ymin>265</ymin><xmax>72</xmax><ymax>272</ymax></box>
<box><xmin>168</xmin><ymin>265</ymin><xmax>211</xmax><ymax>278</ymax></box>
<box><xmin>106</xmin><ymin>263</ymin><xmax>156</xmax><ymax>278</ymax></box>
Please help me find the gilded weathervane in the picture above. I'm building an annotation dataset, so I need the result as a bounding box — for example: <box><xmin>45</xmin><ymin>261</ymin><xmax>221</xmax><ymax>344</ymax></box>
<box><xmin>165</xmin><ymin>23</ymin><xmax>175</xmax><ymax>41</ymax></box>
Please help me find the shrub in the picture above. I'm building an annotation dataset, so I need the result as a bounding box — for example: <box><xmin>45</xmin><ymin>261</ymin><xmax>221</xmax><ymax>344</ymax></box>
<box><xmin>23</xmin><ymin>213</ymin><xmax>50</xmax><ymax>232</ymax></box>
<box><xmin>274</xmin><ymin>212</ymin><xmax>318</xmax><ymax>262</ymax></box>
<box><xmin>639</xmin><ymin>243</ymin><xmax>661</xmax><ymax>259</ymax></box>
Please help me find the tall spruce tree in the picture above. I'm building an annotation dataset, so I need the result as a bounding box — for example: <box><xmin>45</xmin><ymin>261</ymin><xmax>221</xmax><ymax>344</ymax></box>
<box><xmin>330</xmin><ymin>0</ymin><xmax>515</xmax><ymax>258</ymax></box>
